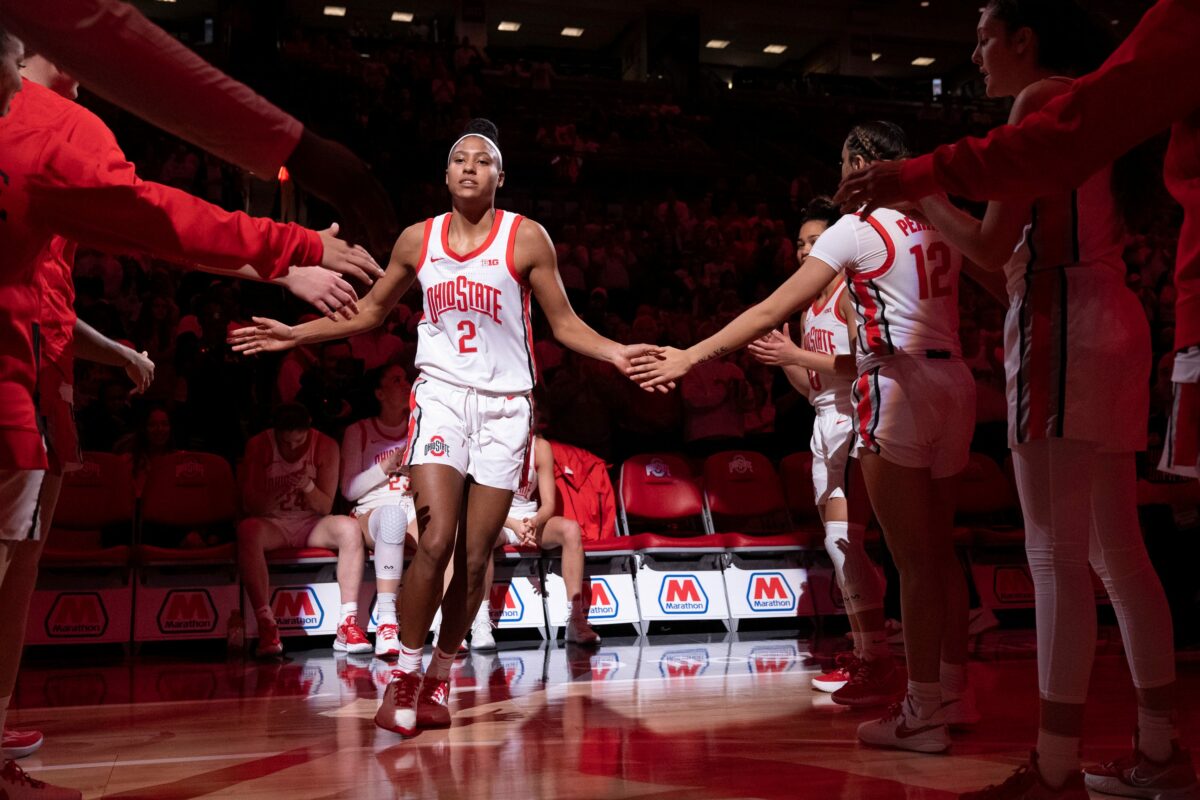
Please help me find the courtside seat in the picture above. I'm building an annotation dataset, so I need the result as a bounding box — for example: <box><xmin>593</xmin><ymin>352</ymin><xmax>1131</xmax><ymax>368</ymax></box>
<box><xmin>619</xmin><ymin>453</ymin><xmax>708</xmax><ymax>537</ymax></box>
<box><xmin>499</xmin><ymin>544</ymin><xmax>543</xmax><ymax>558</ymax></box>
<box><xmin>779</xmin><ymin>452</ymin><xmax>822</xmax><ymax>525</ymax></box>
<box><xmin>973</xmin><ymin>527</ymin><xmax>1026</xmax><ymax>548</ymax></box>
<box><xmin>41</xmin><ymin>545</ymin><xmax>131</xmax><ymax>567</ymax></box>
<box><xmin>626</xmin><ymin>533</ymin><xmax>728</xmax><ymax>553</ymax></box>
<box><xmin>135</xmin><ymin>543</ymin><xmax>236</xmax><ymax>565</ymax></box>
<box><xmin>266</xmin><ymin>547</ymin><xmax>338</xmax><ymax>564</ymax></box>
<box><xmin>718</xmin><ymin>532</ymin><xmax>823</xmax><ymax>552</ymax></box>
<box><xmin>582</xmin><ymin>538</ymin><xmax>636</xmax><ymax>555</ymax></box>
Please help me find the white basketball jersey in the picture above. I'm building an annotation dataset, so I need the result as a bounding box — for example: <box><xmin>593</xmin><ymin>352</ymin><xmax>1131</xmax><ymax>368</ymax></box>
<box><xmin>414</xmin><ymin>210</ymin><xmax>536</xmax><ymax>395</ymax></box>
<box><xmin>802</xmin><ymin>281</ymin><xmax>854</xmax><ymax>414</ymax></box>
<box><xmin>260</xmin><ymin>430</ymin><xmax>320</xmax><ymax>521</ymax></box>
<box><xmin>811</xmin><ymin>207</ymin><xmax>963</xmax><ymax>371</ymax></box>
<box><xmin>345</xmin><ymin>418</ymin><xmax>410</xmax><ymax>514</ymax></box>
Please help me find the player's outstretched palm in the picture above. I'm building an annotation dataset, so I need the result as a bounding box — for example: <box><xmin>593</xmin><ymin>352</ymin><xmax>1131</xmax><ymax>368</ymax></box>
<box><xmin>614</xmin><ymin>343</ymin><xmax>674</xmax><ymax>393</ymax></box>
<box><xmin>317</xmin><ymin>222</ymin><xmax>386</xmax><ymax>286</ymax></box>
<box><xmin>630</xmin><ymin>346</ymin><xmax>692</xmax><ymax>389</ymax></box>
<box><xmin>748</xmin><ymin>323</ymin><xmax>802</xmax><ymax>367</ymax></box>
<box><xmin>228</xmin><ymin>317</ymin><xmax>296</xmax><ymax>355</ymax></box>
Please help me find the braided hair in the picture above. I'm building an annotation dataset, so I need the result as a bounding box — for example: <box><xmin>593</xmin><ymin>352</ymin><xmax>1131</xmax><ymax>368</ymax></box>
<box><xmin>844</xmin><ymin>121</ymin><xmax>910</xmax><ymax>164</ymax></box>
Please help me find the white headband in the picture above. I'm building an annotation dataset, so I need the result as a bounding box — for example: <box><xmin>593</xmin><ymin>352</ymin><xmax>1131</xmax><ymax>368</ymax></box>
<box><xmin>447</xmin><ymin>134</ymin><xmax>503</xmax><ymax>170</ymax></box>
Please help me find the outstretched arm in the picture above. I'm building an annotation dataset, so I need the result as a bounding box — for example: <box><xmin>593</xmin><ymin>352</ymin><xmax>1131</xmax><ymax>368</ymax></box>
<box><xmin>72</xmin><ymin>318</ymin><xmax>155</xmax><ymax>394</ymax></box>
<box><xmin>228</xmin><ymin>222</ymin><xmax>425</xmax><ymax>354</ymax></box>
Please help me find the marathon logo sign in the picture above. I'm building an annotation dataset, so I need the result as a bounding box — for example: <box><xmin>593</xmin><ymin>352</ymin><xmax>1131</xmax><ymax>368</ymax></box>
<box><xmin>659</xmin><ymin>648</ymin><xmax>710</xmax><ymax>678</ymax></box>
<box><xmin>586</xmin><ymin>577</ymin><xmax>619</xmax><ymax>620</ymax></box>
<box><xmin>271</xmin><ymin>586</ymin><xmax>324</xmax><ymax>630</ymax></box>
<box><xmin>658</xmin><ymin>575</ymin><xmax>709</xmax><ymax>614</ymax></box>
<box><xmin>490</xmin><ymin>583</ymin><xmax>525</xmax><ymax>623</ymax></box>
<box><xmin>156</xmin><ymin>589</ymin><xmax>218</xmax><ymax>634</ymax></box>
<box><xmin>46</xmin><ymin>592</ymin><xmax>109</xmax><ymax>638</ymax></box>
<box><xmin>746</xmin><ymin>572</ymin><xmax>796</xmax><ymax>613</ymax></box>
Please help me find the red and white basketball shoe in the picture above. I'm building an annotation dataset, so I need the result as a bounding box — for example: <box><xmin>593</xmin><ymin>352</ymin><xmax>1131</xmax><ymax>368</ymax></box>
<box><xmin>857</xmin><ymin>696</ymin><xmax>950</xmax><ymax>754</ymax></box>
<box><xmin>334</xmin><ymin>616</ymin><xmax>372</xmax><ymax>654</ymax></box>
<box><xmin>375</xmin><ymin>623</ymin><xmax>400</xmax><ymax>658</ymax></box>
<box><xmin>2</xmin><ymin>729</ymin><xmax>43</xmax><ymax>760</ymax></box>
<box><xmin>0</xmin><ymin>760</ymin><xmax>81</xmax><ymax>799</ymax></box>
<box><xmin>960</xmin><ymin>752</ymin><xmax>1088</xmax><ymax>799</ymax></box>
<box><xmin>255</xmin><ymin>618</ymin><xmax>283</xmax><ymax>657</ymax></box>
<box><xmin>416</xmin><ymin>677</ymin><xmax>452</xmax><ymax>728</ymax></box>
<box><xmin>832</xmin><ymin>657</ymin><xmax>905</xmax><ymax>707</ymax></box>
<box><xmin>812</xmin><ymin>653</ymin><xmax>860</xmax><ymax>693</ymax></box>
<box><xmin>375</xmin><ymin>669</ymin><xmax>422</xmax><ymax>736</ymax></box>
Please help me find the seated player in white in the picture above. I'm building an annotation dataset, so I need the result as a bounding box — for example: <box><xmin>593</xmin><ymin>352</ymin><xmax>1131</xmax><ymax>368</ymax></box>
<box><xmin>340</xmin><ymin>364</ymin><xmax>419</xmax><ymax>658</ymax></box>
<box><xmin>237</xmin><ymin>402</ymin><xmax>369</xmax><ymax>657</ymax></box>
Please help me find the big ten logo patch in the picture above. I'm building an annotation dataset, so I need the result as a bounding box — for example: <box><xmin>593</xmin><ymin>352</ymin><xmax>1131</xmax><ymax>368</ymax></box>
<box><xmin>728</xmin><ymin>454</ymin><xmax>754</xmax><ymax>476</ymax></box>
<box><xmin>424</xmin><ymin>435</ymin><xmax>450</xmax><ymax>458</ymax></box>
<box><xmin>46</xmin><ymin>592</ymin><xmax>108</xmax><ymax>638</ymax></box>
<box><xmin>993</xmin><ymin>565</ymin><xmax>1035</xmax><ymax>605</ymax></box>
<box><xmin>748</xmin><ymin>645</ymin><xmax>798</xmax><ymax>675</ymax></box>
<box><xmin>644</xmin><ymin>458</ymin><xmax>672</xmax><ymax>479</ymax></box>
<box><xmin>585</xmin><ymin>577</ymin><xmax>618</xmax><ymax>620</ymax></box>
<box><xmin>489</xmin><ymin>582</ymin><xmax>525</xmax><ymax>623</ymax></box>
<box><xmin>659</xmin><ymin>648</ymin><xmax>710</xmax><ymax>679</ymax></box>
<box><xmin>658</xmin><ymin>575</ymin><xmax>709</xmax><ymax>614</ymax></box>
<box><xmin>271</xmin><ymin>587</ymin><xmax>324</xmax><ymax>630</ymax></box>
<box><xmin>481</xmin><ymin>258</ymin><xmax>500</xmax><ymax>267</ymax></box>
<box><xmin>747</xmin><ymin>572</ymin><xmax>796</xmax><ymax>613</ymax></box>
<box><xmin>157</xmin><ymin>589</ymin><xmax>218</xmax><ymax>634</ymax></box>
<box><xmin>589</xmin><ymin>651</ymin><xmax>622</xmax><ymax>681</ymax></box>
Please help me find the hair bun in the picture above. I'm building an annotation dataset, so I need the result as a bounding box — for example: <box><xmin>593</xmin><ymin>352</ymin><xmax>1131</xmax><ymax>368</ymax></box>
<box><xmin>462</xmin><ymin>118</ymin><xmax>500</xmax><ymax>145</ymax></box>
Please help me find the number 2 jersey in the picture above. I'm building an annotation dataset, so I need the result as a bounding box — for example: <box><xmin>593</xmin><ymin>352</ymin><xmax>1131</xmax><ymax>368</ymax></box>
<box><xmin>413</xmin><ymin>210</ymin><xmax>536</xmax><ymax>395</ymax></box>
<box><xmin>809</xmin><ymin>207</ymin><xmax>964</xmax><ymax>372</ymax></box>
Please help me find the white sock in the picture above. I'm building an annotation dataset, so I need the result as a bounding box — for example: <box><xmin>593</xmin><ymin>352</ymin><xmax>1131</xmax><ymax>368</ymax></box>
<box><xmin>1137</xmin><ymin>706</ymin><xmax>1177</xmax><ymax>762</ymax></box>
<box><xmin>907</xmin><ymin>680</ymin><xmax>942</xmax><ymax>719</ymax></box>
<box><xmin>340</xmin><ymin>602</ymin><xmax>358</xmax><ymax>623</ymax></box>
<box><xmin>396</xmin><ymin>644</ymin><xmax>422</xmax><ymax>675</ymax></box>
<box><xmin>0</xmin><ymin>693</ymin><xmax>10</xmax><ymax>732</ymax></box>
<box><xmin>427</xmin><ymin>648</ymin><xmax>456</xmax><ymax>682</ymax></box>
<box><xmin>474</xmin><ymin>599</ymin><xmax>491</xmax><ymax>626</ymax></box>
<box><xmin>1036</xmin><ymin>729</ymin><xmax>1081</xmax><ymax>788</ymax></box>
<box><xmin>940</xmin><ymin>661</ymin><xmax>968</xmax><ymax>698</ymax></box>
<box><xmin>861</xmin><ymin>629</ymin><xmax>890</xmax><ymax>661</ymax></box>
<box><xmin>255</xmin><ymin>604</ymin><xmax>274</xmax><ymax>624</ymax></box>
<box><xmin>376</xmin><ymin>593</ymin><xmax>398</xmax><ymax>626</ymax></box>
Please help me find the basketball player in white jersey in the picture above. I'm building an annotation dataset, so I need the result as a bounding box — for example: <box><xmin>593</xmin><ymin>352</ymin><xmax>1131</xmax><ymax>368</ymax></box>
<box><xmin>634</xmin><ymin>122</ymin><xmax>976</xmax><ymax>756</ymax></box>
<box><xmin>340</xmin><ymin>364</ymin><xmax>420</xmax><ymax>659</ymax></box>
<box><xmin>238</xmin><ymin>403</ymin><xmax>370</xmax><ymax>657</ymax></box>
<box><xmin>230</xmin><ymin>118</ymin><xmax>662</xmax><ymax>736</ymax></box>
<box><xmin>748</xmin><ymin>197</ymin><xmax>898</xmax><ymax>707</ymax></box>
<box><xmin>917</xmin><ymin>3</ymin><xmax>1194</xmax><ymax>797</ymax></box>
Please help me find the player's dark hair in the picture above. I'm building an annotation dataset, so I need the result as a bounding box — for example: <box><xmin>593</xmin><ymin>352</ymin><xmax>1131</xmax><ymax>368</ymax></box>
<box><xmin>987</xmin><ymin>0</ymin><xmax>1163</xmax><ymax>232</ymax></box>
<box><xmin>461</xmin><ymin>118</ymin><xmax>500</xmax><ymax>147</ymax></box>
<box><xmin>844</xmin><ymin>121</ymin><xmax>910</xmax><ymax>164</ymax></box>
<box><xmin>801</xmin><ymin>196</ymin><xmax>842</xmax><ymax>230</ymax></box>
<box><xmin>271</xmin><ymin>402</ymin><xmax>312</xmax><ymax>432</ymax></box>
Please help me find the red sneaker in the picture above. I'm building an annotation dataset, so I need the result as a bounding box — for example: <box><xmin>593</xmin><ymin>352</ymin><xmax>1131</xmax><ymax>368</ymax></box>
<box><xmin>255</xmin><ymin>618</ymin><xmax>283</xmax><ymax>657</ymax></box>
<box><xmin>375</xmin><ymin>670</ymin><xmax>422</xmax><ymax>736</ymax></box>
<box><xmin>416</xmin><ymin>677</ymin><xmax>452</xmax><ymax>728</ymax></box>
<box><xmin>832</xmin><ymin>657</ymin><xmax>905</xmax><ymax>707</ymax></box>
<box><xmin>1084</xmin><ymin>736</ymin><xmax>1198</xmax><ymax>798</ymax></box>
<box><xmin>2</xmin><ymin>729</ymin><xmax>44</xmax><ymax>760</ymax></box>
<box><xmin>812</xmin><ymin>653</ymin><xmax>860</xmax><ymax>693</ymax></box>
<box><xmin>0</xmin><ymin>759</ymin><xmax>82</xmax><ymax>799</ymax></box>
<box><xmin>334</xmin><ymin>616</ymin><xmax>372</xmax><ymax>654</ymax></box>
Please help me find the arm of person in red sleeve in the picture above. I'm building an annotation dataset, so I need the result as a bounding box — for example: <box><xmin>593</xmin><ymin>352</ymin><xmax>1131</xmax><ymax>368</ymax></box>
<box><xmin>836</xmin><ymin>0</ymin><xmax>1200</xmax><ymax>207</ymax></box>
<box><xmin>27</xmin><ymin>137</ymin><xmax>382</xmax><ymax>283</ymax></box>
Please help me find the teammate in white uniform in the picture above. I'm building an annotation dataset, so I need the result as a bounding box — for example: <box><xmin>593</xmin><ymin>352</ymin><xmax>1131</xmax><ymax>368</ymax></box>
<box><xmin>918</xmin><ymin>3</ymin><xmax>1194</xmax><ymax>797</ymax></box>
<box><xmin>748</xmin><ymin>197</ymin><xmax>897</xmax><ymax>707</ymax></box>
<box><xmin>634</xmin><ymin>122</ymin><xmax>976</xmax><ymax>756</ymax></box>
<box><xmin>237</xmin><ymin>403</ymin><xmax>370</xmax><ymax>657</ymax></box>
<box><xmin>340</xmin><ymin>364</ymin><xmax>419</xmax><ymax>658</ymax></box>
<box><xmin>231</xmin><ymin>118</ymin><xmax>660</xmax><ymax>736</ymax></box>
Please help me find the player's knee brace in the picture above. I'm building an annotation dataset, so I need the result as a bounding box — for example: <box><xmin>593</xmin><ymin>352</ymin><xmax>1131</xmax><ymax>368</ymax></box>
<box><xmin>370</xmin><ymin>504</ymin><xmax>408</xmax><ymax>581</ymax></box>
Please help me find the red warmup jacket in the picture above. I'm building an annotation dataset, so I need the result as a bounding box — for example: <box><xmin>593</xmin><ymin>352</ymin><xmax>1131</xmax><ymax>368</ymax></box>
<box><xmin>549</xmin><ymin>440</ymin><xmax>617</xmax><ymax>542</ymax></box>
<box><xmin>900</xmin><ymin>0</ymin><xmax>1200</xmax><ymax>352</ymax></box>
<box><xmin>0</xmin><ymin>80</ymin><xmax>323</xmax><ymax>470</ymax></box>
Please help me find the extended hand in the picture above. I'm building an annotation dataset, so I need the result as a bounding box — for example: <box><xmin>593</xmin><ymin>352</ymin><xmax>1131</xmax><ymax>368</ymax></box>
<box><xmin>747</xmin><ymin>323</ymin><xmax>802</xmax><ymax>367</ymax></box>
<box><xmin>833</xmin><ymin>159</ymin><xmax>907</xmax><ymax>215</ymax></box>
<box><xmin>616</xmin><ymin>343</ymin><xmax>674</xmax><ymax>393</ymax></box>
<box><xmin>317</xmin><ymin>223</ymin><xmax>385</xmax><ymax>286</ymax></box>
<box><xmin>227</xmin><ymin>317</ymin><xmax>296</xmax><ymax>355</ymax></box>
<box><xmin>124</xmin><ymin>349</ymin><xmax>155</xmax><ymax>394</ymax></box>
<box><xmin>629</xmin><ymin>346</ymin><xmax>693</xmax><ymax>389</ymax></box>
<box><xmin>283</xmin><ymin>266</ymin><xmax>359</xmax><ymax>320</ymax></box>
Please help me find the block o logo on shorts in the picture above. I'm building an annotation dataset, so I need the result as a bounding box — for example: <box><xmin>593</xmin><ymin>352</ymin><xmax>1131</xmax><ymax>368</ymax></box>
<box><xmin>490</xmin><ymin>583</ymin><xmax>525</xmax><ymax>623</ymax></box>
<box><xmin>157</xmin><ymin>589</ymin><xmax>218</xmax><ymax>634</ymax></box>
<box><xmin>586</xmin><ymin>577</ymin><xmax>619</xmax><ymax>620</ymax></box>
<box><xmin>658</xmin><ymin>575</ymin><xmax>709</xmax><ymax>614</ymax></box>
<box><xmin>424</xmin><ymin>436</ymin><xmax>450</xmax><ymax>458</ymax></box>
<box><xmin>747</xmin><ymin>572</ymin><xmax>796</xmax><ymax>613</ymax></box>
<box><xmin>271</xmin><ymin>586</ymin><xmax>324</xmax><ymax>630</ymax></box>
<box><xmin>46</xmin><ymin>592</ymin><xmax>109</xmax><ymax>638</ymax></box>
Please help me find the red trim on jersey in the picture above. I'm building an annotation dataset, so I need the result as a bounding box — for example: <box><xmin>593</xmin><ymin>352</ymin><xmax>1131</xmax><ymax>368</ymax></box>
<box><xmin>832</xmin><ymin>283</ymin><xmax>849</xmax><ymax>325</ymax></box>
<box><xmin>400</xmin><ymin>379</ymin><xmax>424</xmax><ymax>467</ymax></box>
<box><xmin>522</xmin><ymin>287</ymin><xmax>537</xmax><ymax>385</ymax></box>
<box><xmin>506</xmin><ymin>214</ymin><xmax>526</xmax><ymax>286</ymax></box>
<box><xmin>809</xmin><ymin>276</ymin><xmax>845</xmax><ymax>317</ymax></box>
<box><xmin>441</xmin><ymin>209</ymin><xmax>505</xmax><ymax>262</ymax></box>
<box><xmin>854</xmin><ymin>371</ymin><xmax>877</xmax><ymax>451</ymax></box>
<box><xmin>856</xmin><ymin>215</ymin><xmax>897</xmax><ymax>281</ymax></box>
<box><xmin>413</xmin><ymin>218</ymin><xmax>434</xmax><ymax>275</ymax></box>
<box><xmin>850</xmin><ymin>273</ymin><xmax>889</xmax><ymax>356</ymax></box>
